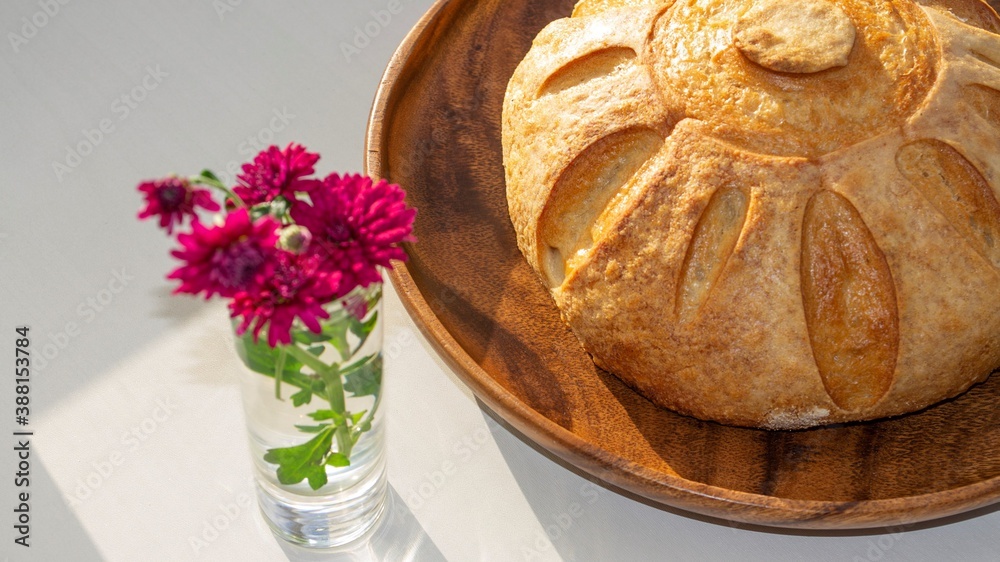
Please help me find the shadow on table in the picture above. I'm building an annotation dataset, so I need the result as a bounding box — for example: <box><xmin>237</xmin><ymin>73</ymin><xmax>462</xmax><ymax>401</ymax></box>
<box><xmin>17</xmin><ymin>458</ymin><xmax>104</xmax><ymax>562</ymax></box>
<box><xmin>482</xmin><ymin>400</ymin><xmax>1000</xmax><ymax>559</ymax></box>
<box><xmin>273</xmin><ymin>485</ymin><xmax>446</xmax><ymax>562</ymax></box>
<box><xmin>36</xmin><ymin>284</ymin><xmax>210</xmax><ymax>415</ymax></box>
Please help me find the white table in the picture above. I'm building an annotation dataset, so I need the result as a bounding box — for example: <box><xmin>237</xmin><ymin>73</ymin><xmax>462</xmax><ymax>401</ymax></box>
<box><xmin>2</xmin><ymin>1</ymin><xmax>998</xmax><ymax>560</ymax></box>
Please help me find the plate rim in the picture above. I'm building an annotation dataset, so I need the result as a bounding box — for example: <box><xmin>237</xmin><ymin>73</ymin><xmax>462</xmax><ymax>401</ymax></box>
<box><xmin>364</xmin><ymin>0</ymin><xmax>1000</xmax><ymax>529</ymax></box>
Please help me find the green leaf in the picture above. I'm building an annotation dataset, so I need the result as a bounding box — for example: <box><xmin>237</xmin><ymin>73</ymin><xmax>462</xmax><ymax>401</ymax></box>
<box><xmin>350</xmin><ymin>411</ymin><xmax>367</xmax><ymax>425</ymax></box>
<box><xmin>340</xmin><ymin>354</ymin><xmax>372</xmax><ymax>375</ymax></box>
<box><xmin>249</xmin><ymin>203</ymin><xmax>271</xmax><ymax>220</ymax></box>
<box><xmin>306</xmin><ymin>345</ymin><xmax>325</xmax><ymax>356</ymax></box>
<box><xmin>344</xmin><ymin>355</ymin><xmax>382</xmax><ymax>397</ymax></box>
<box><xmin>363</xmin><ymin>286</ymin><xmax>383</xmax><ymax>311</ymax></box>
<box><xmin>290</xmin><ymin>388</ymin><xmax>312</xmax><ymax>407</ymax></box>
<box><xmin>236</xmin><ymin>332</ymin><xmax>303</xmax><ymax>378</ymax></box>
<box><xmin>326</xmin><ymin>453</ymin><xmax>351</xmax><ymax>467</ymax></box>
<box><xmin>348</xmin><ymin>311</ymin><xmax>379</xmax><ymax>352</ymax></box>
<box><xmin>263</xmin><ymin>427</ymin><xmax>334</xmax><ymax>490</ymax></box>
<box><xmin>234</xmin><ymin>332</ymin><xmax>323</xmax><ymax>398</ymax></box>
<box><xmin>292</xmin><ymin>320</ymin><xmax>350</xmax><ymax>359</ymax></box>
<box><xmin>292</xmin><ymin>332</ymin><xmax>320</xmax><ymax>344</ymax></box>
<box><xmin>292</xmin><ymin>330</ymin><xmax>327</xmax><ymax>344</ymax></box>
<box><xmin>199</xmin><ymin>169</ymin><xmax>222</xmax><ymax>183</ymax></box>
<box><xmin>294</xmin><ymin>424</ymin><xmax>328</xmax><ymax>433</ymax></box>
<box><xmin>327</xmin><ymin>321</ymin><xmax>351</xmax><ymax>360</ymax></box>
<box><xmin>309</xmin><ymin>409</ymin><xmax>345</xmax><ymax>423</ymax></box>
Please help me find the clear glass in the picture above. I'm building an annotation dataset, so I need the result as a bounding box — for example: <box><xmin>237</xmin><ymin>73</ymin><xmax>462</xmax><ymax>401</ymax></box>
<box><xmin>232</xmin><ymin>284</ymin><xmax>387</xmax><ymax>548</ymax></box>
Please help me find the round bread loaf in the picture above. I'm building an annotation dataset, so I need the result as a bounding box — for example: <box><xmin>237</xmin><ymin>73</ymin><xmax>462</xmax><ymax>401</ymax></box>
<box><xmin>502</xmin><ymin>0</ymin><xmax>1000</xmax><ymax>428</ymax></box>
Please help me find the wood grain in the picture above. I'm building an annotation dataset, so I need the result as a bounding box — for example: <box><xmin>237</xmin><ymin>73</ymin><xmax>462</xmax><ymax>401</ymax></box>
<box><xmin>365</xmin><ymin>0</ymin><xmax>1000</xmax><ymax>528</ymax></box>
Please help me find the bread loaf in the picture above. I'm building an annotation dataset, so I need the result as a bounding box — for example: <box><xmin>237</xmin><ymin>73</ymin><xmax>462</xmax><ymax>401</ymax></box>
<box><xmin>502</xmin><ymin>0</ymin><xmax>1000</xmax><ymax>428</ymax></box>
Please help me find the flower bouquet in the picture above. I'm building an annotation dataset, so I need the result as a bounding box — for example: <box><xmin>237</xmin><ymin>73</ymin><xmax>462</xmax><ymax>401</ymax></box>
<box><xmin>138</xmin><ymin>143</ymin><xmax>415</xmax><ymax>546</ymax></box>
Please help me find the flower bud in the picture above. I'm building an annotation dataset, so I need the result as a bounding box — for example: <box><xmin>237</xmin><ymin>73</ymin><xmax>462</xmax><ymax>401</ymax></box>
<box><xmin>278</xmin><ymin>225</ymin><xmax>312</xmax><ymax>254</ymax></box>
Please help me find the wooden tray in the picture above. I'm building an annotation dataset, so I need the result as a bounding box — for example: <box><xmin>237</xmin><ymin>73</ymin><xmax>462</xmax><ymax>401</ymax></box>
<box><xmin>365</xmin><ymin>0</ymin><xmax>1000</xmax><ymax>529</ymax></box>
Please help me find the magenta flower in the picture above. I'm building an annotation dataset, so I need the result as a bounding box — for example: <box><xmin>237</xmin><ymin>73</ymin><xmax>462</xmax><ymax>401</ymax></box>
<box><xmin>291</xmin><ymin>173</ymin><xmax>416</xmax><ymax>297</ymax></box>
<box><xmin>137</xmin><ymin>177</ymin><xmax>220</xmax><ymax>233</ymax></box>
<box><xmin>229</xmin><ymin>252</ymin><xmax>342</xmax><ymax>346</ymax></box>
<box><xmin>234</xmin><ymin>143</ymin><xmax>322</xmax><ymax>206</ymax></box>
<box><xmin>168</xmin><ymin>209</ymin><xmax>280</xmax><ymax>299</ymax></box>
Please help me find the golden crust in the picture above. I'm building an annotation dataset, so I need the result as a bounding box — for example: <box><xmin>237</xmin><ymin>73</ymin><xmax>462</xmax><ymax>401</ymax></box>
<box><xmin>502</xmin><ymin>0</ymin><xmax>1000</xmax><ymax>428</ymax></box>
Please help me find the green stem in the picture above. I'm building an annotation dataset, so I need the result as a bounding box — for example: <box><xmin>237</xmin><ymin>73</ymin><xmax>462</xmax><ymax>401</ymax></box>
<box><xmin>286</xmin><ymin>345</ymin><xmax>348</xmax><ymax>414</ymax></box>
<box><xmin>190</xmin><ymin>175</ymin><xmax>247</xmax><ymax>208</ymax></box>
<box><xmin>285</xmin><ymin>344</ymin><xmax>331</xmax><ymax>374</ymax></box>
<box><xmin>321</xmin><ymin>368</ymin><xmax>347</xmax><ymax>413</ymax></box>
<box><xmin>273</xmin><ymin>346</ymin><xmax>287</xmax><ymax>400</ymax></box>
<box><xmin>335</xmin><ymin>424</ymin><xmax>353</xmax><ymax>458</ymax></box>
<box><xmin>270</xmin><ymin>195</ymin><xmax>291</xmax><ymax>224</ymax></box>
<box><xmin>351</xmin><ymin>390</ymin><xmax>382</xmax><ymax>442</ymax></box>
<box><xmin>320</xmin><ymin>367</ymin><xmax>352</xmax><ymax>458</ymax></box>
<box><xmin>286</xmin><ymin>344</ymin><xmax>349</xmax><ymax>426</ymax></box>
<box><xmin>250</xmin><ymin>367</ymin><xmax>319</xmax><ymax>397</ymax></box>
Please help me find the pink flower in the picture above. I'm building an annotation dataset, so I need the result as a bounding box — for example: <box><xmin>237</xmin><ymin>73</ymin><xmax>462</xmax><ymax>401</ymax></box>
<box><xmin>234</xmin><ymin>143</ymin><xmax>322</xmax><ymax>206</ymax></box>
<box><xmin>137</xmin><ymin>177</ymin><xmax>220</xmax><ymax>233</ymax></box>
<box><xmin>291</xmin><ymin>173</ymin><xmax>416</xmax><ymax>296</ymax></box>
<box><xmin>229</xmin><ymin>252</ymin><xmax>342</xmax><ymax>346</ymax></box>
<box><xmin>168</xmin><ymin>209</ymin><xmax>280</xmax><ymax>299</ymax></box>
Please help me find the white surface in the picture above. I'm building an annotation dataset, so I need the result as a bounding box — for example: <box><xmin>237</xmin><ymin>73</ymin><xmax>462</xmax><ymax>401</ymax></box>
<box><xmin>1</xmin><ymin>1</ymin><xmax>998</xmax><ymax>560</ymax></box>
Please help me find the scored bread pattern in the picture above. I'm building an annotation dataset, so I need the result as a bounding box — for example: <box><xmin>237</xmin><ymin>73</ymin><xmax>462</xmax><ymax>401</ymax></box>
<box><xmin>538</xmin><ymin>128</ymin><xmax>664</xmax><ymax>287</ymax></box>
<box><xmin>896</xmin><ymin>139</ymin><xmax>1000</xmax><ymax>268</ymax></box>
<box><xmin>675</xmin><ymin>186</ymin><xmax>749</xmax><ymax>323</ymax></box>
<box><xmin>539</xmin><ymin>47</ymin><xmax>638</xmax><ymax>97</ymax></box>
<box><xmin>502</xmin><ymin>0</ymin><xmax>1000</xmax><ymax>426</ymax></box>
<box><xmin>801</xmin><ymin>190</ymin><xmax>899</xmax><ymax>411</ymax></box>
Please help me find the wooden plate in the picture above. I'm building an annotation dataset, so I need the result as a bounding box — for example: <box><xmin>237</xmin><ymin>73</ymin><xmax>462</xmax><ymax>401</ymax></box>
<box><xmin>365</xmin><ymin>0</ymin><xmax>1000</xmax><ymax>529</ymax></box>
